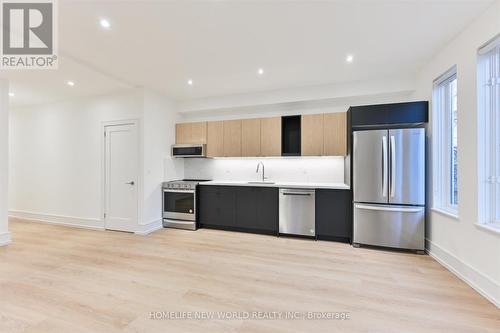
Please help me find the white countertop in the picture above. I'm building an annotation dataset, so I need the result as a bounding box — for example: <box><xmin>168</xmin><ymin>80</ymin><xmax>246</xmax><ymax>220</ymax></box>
<box><xmin>200</xmin><ymin>180</ymin><xmax>350</xmax><ymax>190</ymax></box>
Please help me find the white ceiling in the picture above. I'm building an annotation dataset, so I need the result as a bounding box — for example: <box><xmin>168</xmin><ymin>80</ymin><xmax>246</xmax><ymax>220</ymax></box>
<box><xmin>1</xmin><ymin>0</ymin><xmax>494</xmax><ymax>107</ymax></box>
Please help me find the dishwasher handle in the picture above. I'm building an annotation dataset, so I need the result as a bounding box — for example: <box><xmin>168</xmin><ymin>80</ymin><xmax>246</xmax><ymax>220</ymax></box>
<box><xmin>282</xmin><ymin>192</ymin><xmax>312</xmax><ymax>196</ymax></box>
<box><xmin>280</xmin><ymin>189</ymin><xmax>315</xmax><ymax>196</ymax></box>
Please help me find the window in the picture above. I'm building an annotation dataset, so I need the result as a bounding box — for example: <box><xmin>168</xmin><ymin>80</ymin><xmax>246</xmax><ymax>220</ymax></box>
<box><xmin>433</xmin><ymin>66</ymin><xmax>458</xmax><ymax>216</ymax></box>
<box><xmin>478</xmin><ymin>36</ymin><xmax>500</xmax><ymax>228</ymax></box>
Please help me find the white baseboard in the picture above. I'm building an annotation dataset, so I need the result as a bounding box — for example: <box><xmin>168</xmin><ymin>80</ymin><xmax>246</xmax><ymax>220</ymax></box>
<box><xmin>135</xmin><ymin>219</ymin><xmax>163</xmax><ymax>235</ymax></box>
<box><xmin>0</xmin><ymin>231</ymin><xmax>11</xmax><ymax>246</ymax></box>
<box><xmin>426</xmin><ymin>239</ymin><xmax>500</xmax><ymax>308</ymax></box>
<box><xmin>8</xmin><ymin>210</ymin><xmax>104</xmax><ymax>231</ymax></box>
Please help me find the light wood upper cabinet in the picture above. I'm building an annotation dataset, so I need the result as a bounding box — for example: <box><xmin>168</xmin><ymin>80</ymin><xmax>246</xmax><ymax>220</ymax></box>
<box><xmin>175</xmin><ymin>123</ymin><xmax>191</xmax><ymax>144</ymax></box>
<box><xmin>223</xmin><ymin>120</ymin><xmax>242</xmax><ymax>157</ymax></box>
<box><xmin>175</xmin><ymin>122</ymin><xmax>207</xmax><ymax>144</ymax></box>
<box><xmin>190</xmin><ymin>122</ymin><xmax>207</xmax><ymax>144</ymax></box>
<box><xmin>242</xmin><ymin>118</ymin><xmax>261</xmax><ymax>157</ymax></box>
<box><xmin>324</xmin><ymin>112</ymin><xmax>347</xmax><ymax>156</ymax></box>
<box><xmin>175</xmin><ymin>112</ymin><xmax>346</xmax><ymax>158</ymax></box>
<box><xmin>260</xmin><ymin>117</ymin><xmax>281</xmax><ymax>156</ymax></box>
<box><xmin>301</xmin><ymin>114</ymin><xmax>324</xmax><ymax>156</ymax></box>
<box><xmin>207</xmin><ymin>121</ymin><xmax>224</xmax><ymax>157</ymax></box>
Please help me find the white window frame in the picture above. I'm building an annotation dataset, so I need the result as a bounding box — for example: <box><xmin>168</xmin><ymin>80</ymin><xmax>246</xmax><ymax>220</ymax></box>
<box><xmin>478</xmin><ymin>35</ymin><xmax>500</xmax><ymax>229</ymax></box>
<box><xmin>432</xmin><ymin>66</ymin><xmax>458</xmax><ymax>217</ymax></box>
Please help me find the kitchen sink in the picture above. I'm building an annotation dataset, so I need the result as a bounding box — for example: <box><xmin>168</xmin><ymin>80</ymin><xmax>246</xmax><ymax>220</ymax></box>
<box><xmin>247</xmin><ymin>181</ymin><xmax>275</xmax><ymax>185</ymax></box>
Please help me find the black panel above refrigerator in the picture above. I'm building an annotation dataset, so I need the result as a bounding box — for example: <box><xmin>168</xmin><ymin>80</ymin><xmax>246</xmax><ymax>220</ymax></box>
<box><xmin>349</xmin><ymin>101</ymin><xmax>428</xmax><ymax>129</ymax></box>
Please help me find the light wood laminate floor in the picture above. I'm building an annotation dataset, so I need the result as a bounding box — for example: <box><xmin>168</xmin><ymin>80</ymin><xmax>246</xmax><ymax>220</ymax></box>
<box><xmin>1</xmin><ymin>219</ymin><xmax>498</xmax><ymax>333</ymax></box>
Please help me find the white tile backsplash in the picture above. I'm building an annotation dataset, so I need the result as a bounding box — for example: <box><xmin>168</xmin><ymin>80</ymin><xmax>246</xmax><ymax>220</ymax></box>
<box><xmin>183</xmin><ymin>157</ymin><xmax>345</xmax><ymax>183</ymax></box>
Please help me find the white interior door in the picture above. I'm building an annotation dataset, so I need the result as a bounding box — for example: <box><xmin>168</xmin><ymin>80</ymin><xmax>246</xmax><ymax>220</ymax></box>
<box><xmin>104</xmin><ymin>123</ymin><xmax>139</xmax><ymax>232</ymax></box>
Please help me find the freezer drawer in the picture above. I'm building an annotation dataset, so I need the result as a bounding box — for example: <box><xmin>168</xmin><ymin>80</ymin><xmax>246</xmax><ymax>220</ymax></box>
<box><xmin>279</xmin><ymin>189</ymin><xmax>315</xmax><ymax>237</ymax></box>
<box><xmin>353</xmin><ymin>203</ymin><xmax>424</xmax><ymax>250</ymax></box>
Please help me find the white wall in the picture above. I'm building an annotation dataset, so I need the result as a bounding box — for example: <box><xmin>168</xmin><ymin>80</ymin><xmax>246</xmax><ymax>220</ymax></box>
<box><xmin>141</xmin><ymin>90</ymin><xmax>183</xmax><ymax>232</ymax></box>
<box><xmin>184</xmin><ymin>157</ymin><xmax>345</xmax><ymax>183</ymax></box>
<box><xmin>179</xmin><ymin>90</ymin><xmax>412</xmax><ymax>122</ymax></box>
<box><xmin>9</xmin><ymin>88</ymin><xmax>180</xmax><ymax>234</ymax></box>
<box><xmin>8</xmin><ymin>89</ymin><xmax>144</xmax><ymax>229</ymax></box>
<box><xmin>177</xmin><ymin>76</ymin><xmax>415</xmax><ymax>114</ymax></box>
<box><xmin>412</xmin><ymin>0</ymin><xmax>500</xmax><ymax>307</ymax></box>
<box><xmin>0</xmin><ymin>79</ymin><xmax>10</xmax><ymax>246</ymax></box>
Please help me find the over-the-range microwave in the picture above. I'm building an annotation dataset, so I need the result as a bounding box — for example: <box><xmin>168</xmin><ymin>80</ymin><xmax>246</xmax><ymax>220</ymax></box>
<box><xmin>171</xmin><ymin>144</ymin><xmax>206</xmax><ymax>158</ymax></box>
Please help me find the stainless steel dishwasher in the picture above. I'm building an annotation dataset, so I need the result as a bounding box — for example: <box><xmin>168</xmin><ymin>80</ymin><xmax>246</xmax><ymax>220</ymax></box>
<box><xmin>279</xmin><ymin>188</ymin><xmax>315</xmax><ymax>237</ymax></box>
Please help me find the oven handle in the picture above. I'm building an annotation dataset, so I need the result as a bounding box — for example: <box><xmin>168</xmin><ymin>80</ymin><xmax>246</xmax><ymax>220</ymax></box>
<box><xmin>163</xmin><ymin>189</ymin><xmax>195</xmax><ymax>194</ymax></box>
<box><xmin>164</xmin><ymin>219</ymin><xmax>196</xmax><ymax>225</ymax></box>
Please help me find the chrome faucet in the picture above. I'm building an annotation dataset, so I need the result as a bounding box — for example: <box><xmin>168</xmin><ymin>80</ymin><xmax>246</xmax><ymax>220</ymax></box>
<box><xmin>256</xmin><ymin>161</ymin><xmax>266</xmax><ymax>182</ymax></box>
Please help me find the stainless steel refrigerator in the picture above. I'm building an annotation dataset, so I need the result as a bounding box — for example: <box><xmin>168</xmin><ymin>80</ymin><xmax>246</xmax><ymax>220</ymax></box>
<box><xmin>353</xmin><ymin>128</ymin><xmax>425</xmax><ymax>251</ymax></box>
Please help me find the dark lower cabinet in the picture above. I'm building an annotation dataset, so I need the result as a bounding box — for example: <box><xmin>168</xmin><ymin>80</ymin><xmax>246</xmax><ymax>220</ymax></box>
<box><xmin>198</xmin><ymin>186</ymin><xmax>236</xmax><ymax>228</ymax></box>
<box><xmin>199</xmin><ymin>185</ymin><xmax>278</xmax><ymax>235</ymax></box>
<box><xmin>236</xmin><ymin>187</ymin><xmax>278</xmax><ymax>234</ymax></box>
<box><xmin>315</xmin><ymin>189</ymin><xmax>351</xmax><ymax>243</ymax></box>
<box><xmin>199</xmin><ymin>185</ymin><xmax>350</xmax><ymax>242</ymax></box>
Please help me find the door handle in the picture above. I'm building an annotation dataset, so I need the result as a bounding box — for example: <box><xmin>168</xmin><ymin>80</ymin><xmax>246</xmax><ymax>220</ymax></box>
<box><xmin>125</xmin><ymin>181</ymin><xmax>135</xmax><ymax>186</ymax></box>
<box><xmin>282</xmin><ymin>192</ymin><xmax>311</xmax><ymax>196</ymax></box>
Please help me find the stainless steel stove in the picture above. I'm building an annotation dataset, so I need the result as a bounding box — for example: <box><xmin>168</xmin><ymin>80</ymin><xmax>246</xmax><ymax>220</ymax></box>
<box><xmin>162</xmin><ymin>179</ymin><xmax>203</xmax><ymax>191</ymax></box>
<box><xmin>162</xmin><ymin>179</ymin><xmax>210</xmax><ymax>230</ymax></box>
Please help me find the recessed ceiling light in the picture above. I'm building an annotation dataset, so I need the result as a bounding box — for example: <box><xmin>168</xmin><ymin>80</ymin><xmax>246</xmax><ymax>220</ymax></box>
<box><xmin>346</xmin><ymin>55</ymin><xmax>354</xmax><ymax>63</ymax></box>
<box><xmin>100</xmin><ymin>18</ymin><xmax>111</xmax><ymax>29</ymax></box>
<box><xmin>8</xmin><ymin>92</ymin><xmax>14</xmax><ymax>97</ymax></box>
<box><xmin>187</xmin><ymin>79</ymin><xmax>193</xmax><ymax>86</ymax></box>
<box><xmin>67</xmin><ymin>81</ymin><xmax>75</xmax><ymax>87</ymax></box>
<box><xmin>257</xmin><ymin>68</ymin><xmax>264</xmax><ymax>75</ymax></box>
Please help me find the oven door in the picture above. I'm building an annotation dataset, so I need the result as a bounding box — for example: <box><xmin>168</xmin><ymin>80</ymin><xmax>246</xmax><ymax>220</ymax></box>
<box><xmin>163</xmin><ymin>189</ymin><xmax>196</xmax><ymax>221</ymax></box>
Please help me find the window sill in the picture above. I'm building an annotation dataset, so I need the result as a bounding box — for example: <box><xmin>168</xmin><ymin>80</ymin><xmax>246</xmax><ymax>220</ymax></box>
<box><xmin>431</xmin><ymin>207</ymin><xmax>459</xmax><ymax>220</ymax></box>
<box><xmin>475</xmin><ymin>223</ymin><xmax>500</xmax><ymax>236</ymax></box>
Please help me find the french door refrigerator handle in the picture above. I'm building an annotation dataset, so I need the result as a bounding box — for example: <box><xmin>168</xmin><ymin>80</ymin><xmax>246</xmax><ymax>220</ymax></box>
<box><xmin>382</xmin><ymin>135</ymin><xmax>388</xmax><ymax>198</ymax></box>
<box><xmin>355</xmin><ymin>204</ymin><xmax>423</xmax><ymax>213</ymax></box>
<box><xmin>390</xmin><ymin>135</ymin><xmax>396</xmax><ymax>198</ymax></box>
